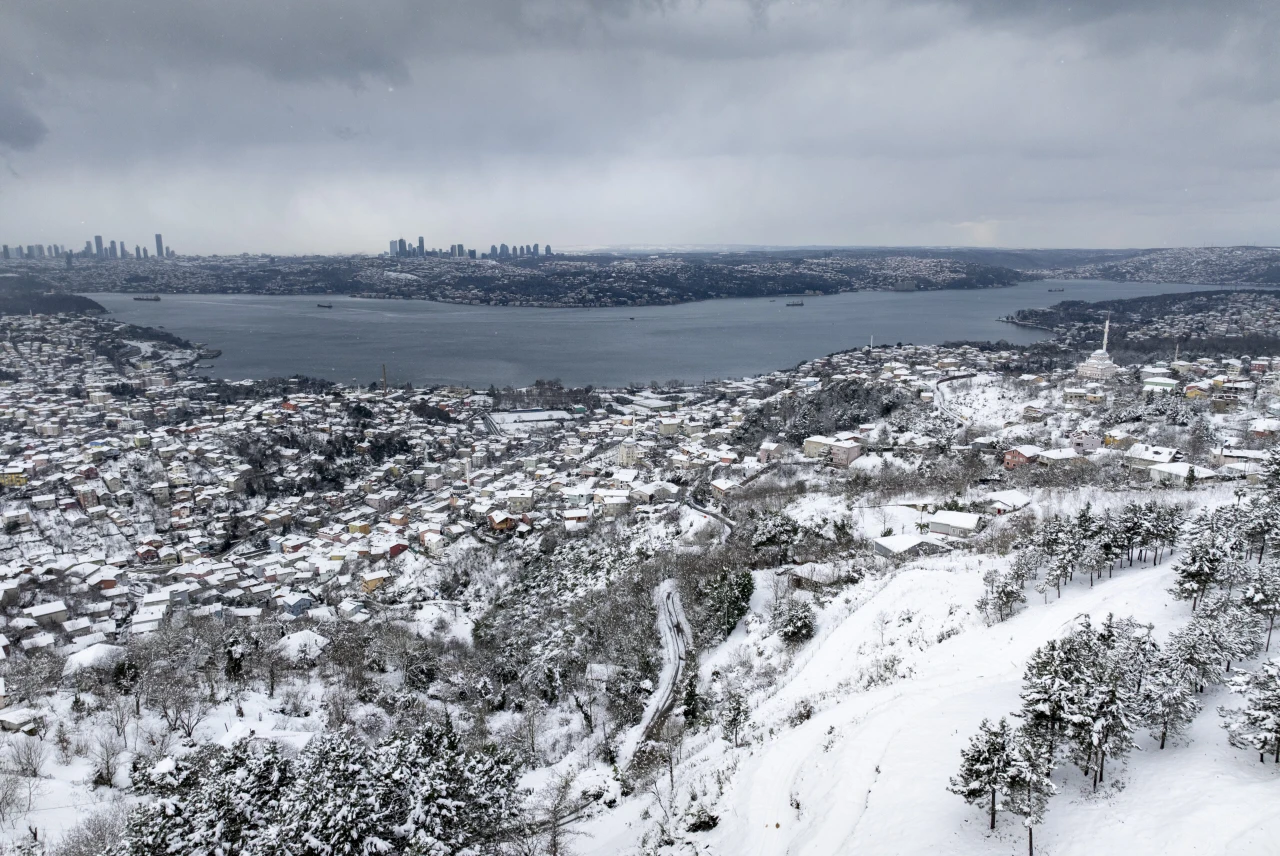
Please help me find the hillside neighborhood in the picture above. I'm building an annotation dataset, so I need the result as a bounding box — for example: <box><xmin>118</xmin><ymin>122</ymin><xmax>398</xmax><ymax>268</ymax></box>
<box><xmin>0</xmin><ymin>303</ymin><xmax>1274</xmax><ymax>855</ymax></box>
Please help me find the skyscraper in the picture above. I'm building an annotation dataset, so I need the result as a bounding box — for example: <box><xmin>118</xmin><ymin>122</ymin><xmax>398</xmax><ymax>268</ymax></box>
<box><xmin>109</xmin><ymin>240</ymin><xmax>117</xmax><ymax>259</ymax></box>
<box><xmin>533</xmin><ymin>244</ymin><xmax>539</xmax><ymax>257</ymax></box>
<box><xmin>1</xmin><ymin>246</ymin><xmax>8</xmax><ymax>260</ymax></box>
<box><xmin>545</xmin><ymin>245</ymin><xmax>552</xmax><ymax>256</ymax></box>
<box><xmin>389</xmin><ymin>240</ymin><xmax>397</xmax><ymax>256</ymax></box>
<box><xmin>135</xmin><ymin>246</ymin><xmax>142</xmax><ymax>260</ymax></box>
<box><xmin>397</xmin><ymin>238</ymin><xmax>407</xmax><ymax>256</ymax></box>
<box><xmin>418</xmin><ymin>237</ymin><xmax>425</xmax><ymax>255</ymax></box>
<box><xmin>94</xmin><ymin>236</ymin><xmax>104</xmax><ymax>258</ymax></box>
<box><xmin>143</xmin><ymin>247</ymin><xmax>149</xmax><ymax>259</ymax></box>
<box><xmin>155</xmin><ymin>234</ymin><xmax>164</xmax><ymax>259</ymax></box>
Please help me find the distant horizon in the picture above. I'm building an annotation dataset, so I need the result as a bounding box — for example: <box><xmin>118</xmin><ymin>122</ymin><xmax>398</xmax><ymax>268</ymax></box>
<box><xmin>6</xmin><ymin>242</ymin><xmax>1280</xmax><ymax>261</ymax></box>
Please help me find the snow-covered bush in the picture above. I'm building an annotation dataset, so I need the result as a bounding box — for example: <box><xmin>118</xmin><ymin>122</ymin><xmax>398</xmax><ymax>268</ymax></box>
<box><xmin>773</xmin><ymin>598</ymin><xmax>816</xmax><ymax>644</ymax></box>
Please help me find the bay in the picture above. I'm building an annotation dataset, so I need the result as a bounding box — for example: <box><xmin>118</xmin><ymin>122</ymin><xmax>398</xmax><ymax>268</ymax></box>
<box><xmin>85</xmin><ymin>279</ymin><xmax>1214</xmax><ymax>388</ymax></box>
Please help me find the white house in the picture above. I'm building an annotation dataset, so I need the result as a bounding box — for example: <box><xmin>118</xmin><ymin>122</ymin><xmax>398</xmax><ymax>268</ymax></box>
<box><xmin>929</xmin><ymin>510</ymin><xmax>983</xmax><ymax>538</ymax></box>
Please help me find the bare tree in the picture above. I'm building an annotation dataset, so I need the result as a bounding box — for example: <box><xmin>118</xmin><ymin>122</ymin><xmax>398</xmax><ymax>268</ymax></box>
<box><xmin>159</xmin><ymin>685</ymin><xmax>211</xmax><ymax>739</ymax></box>
<box><xmin>103</xmin><ymin>693</ymin><xmax>135</xmax><ymax>741</ymax></box>
<box><xmin>0</xmin><ymin>774</ymin><xmax>23</xmax><ymax>826</ymax></box>
<box><xmin>88</xmin><ymin>731</ymin><xmax>125</xmax><ymax>788</ymax></box>
<box><xmin>4</xmin><ymin>737</ymin><xmax>48</xmax><ymax>779</ymax></box>
<box><xmin>517</xmin><ymin>767</ymin><xmax>586</xmax><ymax>856</ymax></box>
<box><xmin>322</xmin><ymin>687</ymin><xmax>356</xmax><ymax>730</ymax></box>
<box><xmin>50</xmin><ymin>808</ymin><xmax>124</xmax><ymax>856</ymax></box>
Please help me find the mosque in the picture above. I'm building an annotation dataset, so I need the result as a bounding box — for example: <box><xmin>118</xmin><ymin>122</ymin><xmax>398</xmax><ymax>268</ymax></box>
<box><xmin>1076</xmin><ymin>316</ymin><xmax>1119</xmax><ymax>381</ymax></box>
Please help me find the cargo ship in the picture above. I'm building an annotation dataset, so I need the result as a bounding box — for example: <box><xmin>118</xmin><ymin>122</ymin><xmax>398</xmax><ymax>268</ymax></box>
<box><xmin>133</xmin><ymin>295</ymin><xmax>161</xmax><ymax>301</ymax></box>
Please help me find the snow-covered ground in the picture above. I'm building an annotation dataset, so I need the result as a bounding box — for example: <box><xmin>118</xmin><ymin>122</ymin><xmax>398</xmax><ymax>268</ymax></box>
<box><xmin>573</xmin><ymin>543</ymin><xmax>1275</xmax><ymax>856</ymax></box>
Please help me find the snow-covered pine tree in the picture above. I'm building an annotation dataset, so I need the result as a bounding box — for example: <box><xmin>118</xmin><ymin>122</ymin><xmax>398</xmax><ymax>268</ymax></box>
<box><xmin>1005</xmin><ymin>726</ymin><xmax>1055</xmax><ymax>856</ymax></box>
<box><xmin>720</xmin><ymin>686</ymin><xmax>749</xmax><ymax>747</ymax></box>
<box><xmin>1073</xmin><ymin>670</ymin><xmax>1137</xmax><ymax>790</ymax></box>
<box><xmin>266</xmin><ymin>731</ymin><xmax>395</xmax><ymax>856</ymax></box>
<box><xmin>1171</xmin><ymin>515</ymin><xmax>1228</xmax><ymax>609</ymax></box>
<box><xmin>1018</xmin><ymin>634</ymin><xmax>1089</xmax><ymax>759</ymax></box>
<box><xmin>1243</xmin><ymin>561</ymin><xmax>1280</xmax><ymax>651</ymax></box>
<box><xmin>380</xmin><ymin>724</ymin><xmax>522</xmax><ymax>855</ymax></box>
<box><xmin>1140</xmin><ymin>655</ymin><xmax>1200</xmax><ymax>750</ymax></box>
<box><xmin>1222</xmin><ymin>658</ymin><xmax>1280</xmax><ymax>763</ymax></box>
<box><xmin>177</xmin><ymin>740</ymin><xmax>294</xmax><ymax>856</ymax></box>
<box><xmin>948</xmin><ymin>717</ymin><xmax>1015</xmax><ymax>830</ymax></box>
<box><xmin>1166</xmin><ymin>613</ymin><xmax>1236</xmax><ymax>692</ymax></box>
<box><xmin>1198</xmin><ymin>593</ymin><xmax>1265</xmax><ymax>673</ymax></box>
<box><xmin>774</xmin><ymin>597</ymin><xmax>816</xmax><ymax>643</ymax></box>
<box><xmin>707</xmin><ymin>568</ymin><xmax>754</xmax><ymax>639</ymax></box>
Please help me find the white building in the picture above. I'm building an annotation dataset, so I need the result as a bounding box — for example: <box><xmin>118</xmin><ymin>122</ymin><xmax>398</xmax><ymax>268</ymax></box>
<box><xmin>1076</xmin><ymin>316</ymin><xmax>1119</xmax><ymax>381</ymax></box>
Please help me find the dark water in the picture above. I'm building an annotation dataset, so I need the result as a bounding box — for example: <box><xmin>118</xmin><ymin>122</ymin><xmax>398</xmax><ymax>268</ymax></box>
<box><xmin>86</xmin><ymin>280</ymin><xmax>1213</xmax><ymax>388</ymax></box>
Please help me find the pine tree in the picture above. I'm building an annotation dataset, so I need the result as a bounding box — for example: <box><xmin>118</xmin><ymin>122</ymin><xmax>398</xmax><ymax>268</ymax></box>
<box><xmin>1005</xmin><ymin>727</ymin><xmax>1055</xmax><ymax>856</ymax></box>
<box><xmin>720</xmin><ymin>687</ymin><xmax>749</xmax><ymax>747</ymax></box>
<box><xmin>1171</xmin><ymin>517</ymin><xmax>1227</xmax><ymax>609</ymax></box>
<box><xmin>266</xmin><ymin>732</ymin><xmax>395</xmax><ymax>856</ymax></box>
<box><xmin>1222</xmin><ymin>658</ymin><xmax>1280</xmax><ymax>763</ymax></box>
<box><xmin>948</xmin><ymin>717</ymin><xmax>1015</xmax><ymax>830</ymax></box>
<box><xmin>708</xmin><ymin>568</ymin><xmax>754</xmax><ymax>638</ymax></box>
<box><xmin>1243</xmin><ymin>561</ymin><xmax>1280</xmax><ymax>651</ymax></box>
<box><xmin>1166</xmin><ymin>617</ymin><xmax>1228</xmax><ymax>692</ymax></box>
<box><xmin>1140</xmin><ymin>656</ymin><xmax>1200</xmax><ymax>750</ymax></box>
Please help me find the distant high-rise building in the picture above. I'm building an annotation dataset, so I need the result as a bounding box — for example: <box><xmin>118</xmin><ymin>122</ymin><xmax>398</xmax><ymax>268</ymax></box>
<box><xmin>545</xmin><ymin>245</ymin><xmax>552</xmax><ymax>256</ymax></box>
<box><xmin>94</xmin><ymin>236</ymin><xmax>104</xmax><ymax>258</ymax></box>
<box><xmin>65</xmin><ymin>252</ymin><xmax>73</xmax><ymax>268</ymax></box>
<box><xmin>143</xmin><ymin>247</ymin><xmax>149</xmax><ymax>259</ymax></box>
<box><xmin>456</xmin><ymin>243</ymin><xmax>465</xmax><ymax>258</ymax></box>
<box><xmin>109</xmin><ymin>240</ymin><xmax>117</xmax><ymax>259</ymax></box>
<box><xmin>389</xmin><ymin>240</ymin><xmax>397</xmax><ymax>256</ymax></box>
<box><xmin>135</xmin><ymin>246</ymin><xmax>142</xmax><ymax>260</ymax></box>
<box><xmin>417</xmin><ymin>236</ymin><xmax>425</xmax><ymax>255</ymax></box>
<box><xmin>468</xmin><ymin>249</ymin><xmax>476</xmax><ymax>259</ymax></box>
<box><xmin>499</xmin><ymin>243</ymin><xmax>509</xmax><ymax>258</ymax></box>
<box><xmin>533</xmin><ymin>244</ymin><xmax>539</xmax><ymax>257</ymax></box>
<box><xmin>490</xmin><ymin>245</ymin><xmax>498</xmax><ymax>258</ymax></box>
<box><xmin>397</xmin><ymin>238</ymin><xmax>407</xmax><ymax>256</ymax></box>
<box><xmin>1</xmin><ymin>246</ymin><xmax>7</xmax><ymax>260</ymax></box>
<box><xmin>155</xmin><ymin>234</ymin><xmax>164</xmax><ymax>259</ymax></box>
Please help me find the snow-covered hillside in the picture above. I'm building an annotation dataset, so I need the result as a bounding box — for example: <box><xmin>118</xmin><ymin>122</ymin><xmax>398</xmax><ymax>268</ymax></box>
<box><xmin>574</xmin><ymin>519</ymin><xmax>1277</xmax><ymax>856</ymax></box>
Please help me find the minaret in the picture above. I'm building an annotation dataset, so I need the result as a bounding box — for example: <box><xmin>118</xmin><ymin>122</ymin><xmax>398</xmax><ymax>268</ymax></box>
<box><xmin>1101</xmin><ymin>313</ymin><xmax>1110</xmax><ymax>353</ymax></box>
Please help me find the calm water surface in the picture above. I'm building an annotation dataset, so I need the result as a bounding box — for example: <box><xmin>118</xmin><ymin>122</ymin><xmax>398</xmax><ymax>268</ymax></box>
<box><xmin>86</xmin><ymin>280</ymin><xmax>1214</xmax><ymax>388</ymax></box>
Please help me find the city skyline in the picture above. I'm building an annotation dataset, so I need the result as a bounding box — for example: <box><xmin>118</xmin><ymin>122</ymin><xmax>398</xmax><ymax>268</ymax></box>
<box><xmin>2</xmin><ymin>1</ymin><xmax>1279</xmax><ymax>254</ymax></box>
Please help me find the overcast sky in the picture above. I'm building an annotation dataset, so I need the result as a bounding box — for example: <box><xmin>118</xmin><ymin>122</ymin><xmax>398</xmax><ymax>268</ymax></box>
<box><xmin>1</xmin><ymin>0</ymin><xmax>1277</xmax><ymax>255</ymax></box>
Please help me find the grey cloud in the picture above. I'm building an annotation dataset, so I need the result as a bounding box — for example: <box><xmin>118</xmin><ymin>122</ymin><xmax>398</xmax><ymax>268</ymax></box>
<box><xmin>1</xmin><ymin>0</ymin><xmax>1278</xmax><ymax>250</ymax></box>
<box><xmin>0</xmin><ymin>88</ymin><xmax>48</xmax><ymax>151</ymax></box>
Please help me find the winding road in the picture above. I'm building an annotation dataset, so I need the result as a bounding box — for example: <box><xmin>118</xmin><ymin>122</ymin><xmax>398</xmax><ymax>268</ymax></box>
<box><xmin>617</xmin><ymin>579</ymin><xmax>694</xmax><ymax>769</ymax></box>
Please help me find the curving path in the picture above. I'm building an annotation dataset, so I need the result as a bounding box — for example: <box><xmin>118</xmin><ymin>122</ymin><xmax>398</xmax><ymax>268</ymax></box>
<box><xmin>617</xmin><ymin>579</ymin><xmax>694</xmax><ymax>770</ymax></box>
